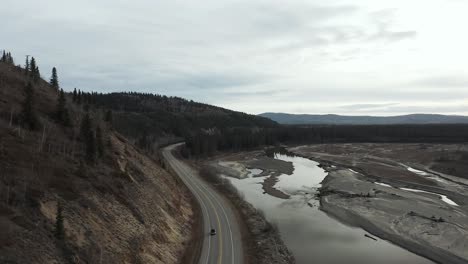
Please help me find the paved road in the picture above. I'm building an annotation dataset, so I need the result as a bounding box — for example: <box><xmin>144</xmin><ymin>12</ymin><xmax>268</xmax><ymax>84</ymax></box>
<box><xmin>162</xmin><ymin>143</ymin><xmax>243</xmax><ymax>264</ymax></box>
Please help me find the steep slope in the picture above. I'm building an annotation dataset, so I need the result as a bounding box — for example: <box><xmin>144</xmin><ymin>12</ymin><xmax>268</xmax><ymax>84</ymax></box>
<box><xmin>0</xmin><ymin>59</ymin><xmax>194</xmax><ymax>263</ymax></box>
<box><xmin>259</xmin><ymin>113</ymin><xmax>468</xmax><ymax>125</ymax></box>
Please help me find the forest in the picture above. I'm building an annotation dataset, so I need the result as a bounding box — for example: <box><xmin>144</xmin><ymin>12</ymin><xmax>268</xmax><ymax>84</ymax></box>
<box><xmin>184</xmin><ymin>124</ymin><xmax>468</xmax><ymax>157</ymax></box>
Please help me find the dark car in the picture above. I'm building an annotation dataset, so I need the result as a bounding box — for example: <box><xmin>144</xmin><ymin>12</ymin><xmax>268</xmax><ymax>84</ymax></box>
<box><xmin>210</xmin><ymin>228</ymin><xmax>216</xmax><ymax>236</ymax></box>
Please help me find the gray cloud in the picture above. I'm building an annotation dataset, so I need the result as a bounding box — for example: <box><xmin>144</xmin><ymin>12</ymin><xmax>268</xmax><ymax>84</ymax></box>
<box><xmin>340</xmin><ymin>103</ymin><xmax>398</xmax><ymax>111</ymax></box>
<box><xmin>183</xmin><ymin>72</ymin><xmax>269</xmax><ymax>90</ymax></box>
<box><xmin>0</xmin><ymin>0</ymin><xmax>464</xmax><ymax>115</ymax></box>
<box><xmin>367</xmin><ymin>9</ymin><xmax>417</xmax><ymax>42</ymax></box>
<box><xmin>412</xmin><ymin>76</ymin><xmax>468</xmax><ymax>88</ymax></box>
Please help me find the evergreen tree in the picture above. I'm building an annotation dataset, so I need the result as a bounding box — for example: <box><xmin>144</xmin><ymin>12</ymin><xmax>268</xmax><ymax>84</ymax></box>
<box><xmin>21</xmin><ymin>82</ymin><xmax>39</xmax><ymax>130</ymax></box>
<box><xmin>96</xmin><ymin>125</ymin><xmax>104</xmax><ymax>157</ymax></box>
<box><xmin>55</xmin><ymin>89</ymin><xmax>70</xmax><ymax>126</ymax></box>
<box><xmin>29</xmin><ymin>57</ymin><xmax>36</xmax><ymax>75</ymax></box>
<box><xmin>54</xmin><ymin>201</ymin><xmax>65</xmax><ymax>240</ymax></box>
<box><xmin>50</xmin><ymin>67</ymin><xmax>59</xmax><ymax>90</ymax></box>
<box><xmin>6</xmin><ymin>52</ymin><xmax>14</xmax><ymax>64</ymax></box>
<box><xmin>72</xmin><ymin>88</ymin><xmax>77</xmax><ymax>102</ymax></box>
<box><xmin>29</xmin><ymin>57</ymin><xmax>40</xmax><ymax>83</ymax></box>
<box><xmin>25</xmin><ymin>56</ymin><xmax>30</xmax><ymax>74</ymax></box>
<box><xmin>77</xmin><ymin>90</ymin><xmax>82</xmax><ymax>104</ymax></box>
<box><xmin>80</xmin><ymin>113</ymin><xmax>96</xmax><ymax>162</ymax></box>
<box><xmin>34</xmin><ymin>66</ymin><xmax>40</xmax><ymax>82</ymax></box>
<box><xmin>1</xmin><ymin>50</ymin><xmax>6</xmax><ymax>62</ymax></box>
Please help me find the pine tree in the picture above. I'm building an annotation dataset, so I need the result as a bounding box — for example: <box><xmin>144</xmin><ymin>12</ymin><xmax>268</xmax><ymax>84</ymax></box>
<box><xmin>54</xmin><ymin>201</ymin><xmax>65</xmax><ymax>240</ymax></box>
<box><xmin>25</xmin><ymin>56</ymin><xmax>30</xmax><ymax>74</ymax></box>
<box><xmin>80</xmin><ymin>113</ymin><xmax>96</xmax><ymax>162</ymax></box>
<box><xmin>77</xmin><ymin>90</ymin><xmax>82</xmax><ymax>104</ymax></box>
<box><xmin>29</xmin><ymin>57</ymin><xmax>37</xmax><ymax>81</ymax></box>
<box><xmin>6</xmin><ymin>52</ymin><xmax>14</xmax><ymax>65</ymax></box>
<box><xmin>72</xmin><ymin>88</ymin><xmax>77</xmax><ymax>102</ymax></box>
<box><xmin>1</xmin><ymin>50</ymin><xmax>6</xmax><ymax>62</ymax></box>
<box><xmin>34</xmin><ymin>66</ymin><xmax>40</xmax><ymax>82</ymax></box>
<box><xmin>28</xmin><ymin>57</ymin><xmax>40</xmax><ymax>83</ymax></box>
<box><xmin>50</xmin><ymin>67</ymin><xmax>59</xmax><ymax>90</ymax></box>
<box><xmin>96</xmin><ymin>125</ymin><xmax>104</xmax><ymax>157</ymax></box>
<box><xmin>21</xmin><ymin>82</ymin><xmax>39</xmax><ymax>130</ymax></box>
<box><xmin>56</xmin><ymin>89</ymin><xmax>70</xmax><ymax>126</ymax></box>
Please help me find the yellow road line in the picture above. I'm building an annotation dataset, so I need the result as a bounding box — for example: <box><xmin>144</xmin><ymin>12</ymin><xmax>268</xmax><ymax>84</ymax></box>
<box><xmin>173</xmin><ymin>156</ymin><xmax>224</xmax><ymax>264</ymax></box>
<box><xmin>196</xmin><ymin>182</ymin><xmax>223</xmax><ymax>264</ymax></box>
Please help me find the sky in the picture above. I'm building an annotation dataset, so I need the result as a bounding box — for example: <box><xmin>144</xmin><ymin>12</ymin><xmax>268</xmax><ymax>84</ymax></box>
<box><xmin>2</xmin><ymin>0</ymin><xmax>467</xmax><ymax>115</ymax></box>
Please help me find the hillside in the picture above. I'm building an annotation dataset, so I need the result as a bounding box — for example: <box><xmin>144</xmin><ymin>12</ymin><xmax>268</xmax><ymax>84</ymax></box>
<box><xmin>0</xmin><ymin>55</ymin><xmax>195</xmax><ymax>263</ymax></box>
<box><xmin>259</xmin><ymin>113</ymin><xmax>468</xmax><ymax>125</ymax></box>
<box><xmin>72</xmin><ymin>92</ymin><xmax>278</xmax><ymax>153</ymax></box>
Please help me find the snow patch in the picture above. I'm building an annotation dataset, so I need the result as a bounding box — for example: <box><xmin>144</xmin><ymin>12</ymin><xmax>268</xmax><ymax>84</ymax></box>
<box><xmin>400</xmin><ymin>188</ymin><xmax>458</xmax><ymax>206</ymax></box>
<box><xmin>375</xmin><ymin>182</ymin><xmax>392</xmax><ymax>188</ymax></box>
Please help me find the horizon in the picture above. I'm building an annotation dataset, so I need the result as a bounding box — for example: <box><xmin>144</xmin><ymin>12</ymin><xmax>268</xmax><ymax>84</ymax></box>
<box><xmin>2</xmin><ymin>0</ymin><xmax>467</xmax><ymax>116</ymax></box>
<box><xmin>259</xmin><ymin>112</ymin><xmax>468</xmax><ymax>117</ymax></box>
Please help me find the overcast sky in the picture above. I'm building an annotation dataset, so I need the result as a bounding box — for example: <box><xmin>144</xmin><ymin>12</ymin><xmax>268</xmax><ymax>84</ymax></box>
<box><xmin>2</xmin><ymin>0</ymin><xmax>467</xmax><ymax>115</ymax></box>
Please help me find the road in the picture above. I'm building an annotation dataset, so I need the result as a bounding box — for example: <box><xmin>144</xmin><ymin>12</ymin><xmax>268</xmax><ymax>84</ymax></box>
<box><xmin>162</xmin><ymin>143</ymin><xmax>243</xmax><ymax>264</ymax></box>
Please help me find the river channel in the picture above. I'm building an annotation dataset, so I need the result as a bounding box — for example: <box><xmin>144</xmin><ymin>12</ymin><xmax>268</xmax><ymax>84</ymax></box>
<box><xmin>226</xmin><ymin>154</ymin><xmax>433</xmax><ymax>264</ymax></box>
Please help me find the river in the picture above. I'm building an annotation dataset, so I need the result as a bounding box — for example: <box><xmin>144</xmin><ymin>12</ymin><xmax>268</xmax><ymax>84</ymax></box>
<box><xmin>226</xmin><ymin>154</ymin><xmax>433</xmax><ymax>264</ymax></box>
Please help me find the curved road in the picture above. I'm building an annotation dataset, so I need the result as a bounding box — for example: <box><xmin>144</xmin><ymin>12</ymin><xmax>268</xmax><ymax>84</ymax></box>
<box><xmin>162</xmin><ymin>143</ymin><xmax>243</xmax><ymax>264</ymax></box>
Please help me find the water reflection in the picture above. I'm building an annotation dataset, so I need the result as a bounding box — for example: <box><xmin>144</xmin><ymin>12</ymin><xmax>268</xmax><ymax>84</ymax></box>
<box><xmin>226</xmin><ymin>154</ymin><xmax>433</xmax><ymax>264</ymax></box>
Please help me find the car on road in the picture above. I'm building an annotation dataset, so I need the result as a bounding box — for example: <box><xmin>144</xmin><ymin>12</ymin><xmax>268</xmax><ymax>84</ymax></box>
<box><xmin>210</xmin><ymin>228</ymin><xmax>216</xmax><ymax>236</ymax></box>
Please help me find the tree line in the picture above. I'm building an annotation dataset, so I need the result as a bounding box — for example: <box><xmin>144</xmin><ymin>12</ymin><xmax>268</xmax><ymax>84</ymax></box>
<box><xmin>184</xmin><ymin>124</ymin><xmax>468</xmax><ymax>157</ymax></box>
<box><xmin>2</xmin><ymin>50</ymin><xmax>106</xmax><ymax>164</ymax></box>
<box><xmin>69</xmin><ymin>92</ymin><xmax>277</xmax><ymax>154</ymax></box>
<box><xmin>1</xmin><ymin>50</ymin><xmax>14</xmax><ymax>65</ymax></box>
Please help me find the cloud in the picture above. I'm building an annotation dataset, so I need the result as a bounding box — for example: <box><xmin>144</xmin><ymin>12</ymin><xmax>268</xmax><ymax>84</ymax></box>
<box><xmin>367</xmin><ymin>9</ymin><xmax>417</xmax><ymax>42</ymax></box>
<box><xmin>0</xmin><ymin>0</ymin><xmax>465</xmax><ymax>116</ymax></box>
<box><xmin>412</xmin><ymin>75</ymin><xmax>468</xmax><ymax>88</ymax></box>
<box><xmin>340</xmin><ymin>103</ymin><xmax>398</xmax><ymax>111</ymax></box>
<box><xmin>183</xmin><ymin>72</ymin><xmax>269</xmax><ymax>90</ymax></box>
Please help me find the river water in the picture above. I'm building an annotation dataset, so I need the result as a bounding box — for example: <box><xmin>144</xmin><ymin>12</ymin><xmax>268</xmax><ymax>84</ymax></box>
<box><xmin>227</xmin><ymin>154</ymin><xmax>433</xmax><ymax>264</ymax></box>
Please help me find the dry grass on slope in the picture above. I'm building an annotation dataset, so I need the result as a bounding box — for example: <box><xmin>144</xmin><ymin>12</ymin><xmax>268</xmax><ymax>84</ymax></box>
<box><xmin>0</xmin><ymin>122</ymin><xmax>195</xmax><ymax>264</ymax></box>
<box><xmin>0</xmin><ymin>62</ymin><xmax>195</xmax><ymax>263</ymax></box>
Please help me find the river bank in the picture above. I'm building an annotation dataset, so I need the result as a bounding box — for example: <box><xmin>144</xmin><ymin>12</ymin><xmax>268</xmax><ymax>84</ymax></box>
<box><xmin>211</xmin><ymin>149</ymin><xmax>433</xmax><ymax>264</ymax></box>
<box><xmin>290</xmin><ymin>144</ymin><xmax>468</xmax><ymax>264</ymax></box>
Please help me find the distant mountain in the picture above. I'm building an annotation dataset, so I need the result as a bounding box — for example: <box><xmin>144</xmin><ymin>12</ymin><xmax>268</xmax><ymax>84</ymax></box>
<box><xmin>259</xmin><ymin>113</ymin><xmax>468</xmax><ymax>125</ymax></box>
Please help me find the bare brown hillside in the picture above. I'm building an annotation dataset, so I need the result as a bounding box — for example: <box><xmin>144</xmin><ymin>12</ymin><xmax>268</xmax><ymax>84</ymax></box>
<box><xmin>0</xmin><ymin>59</ymin><xmax>194</xmax><ymax>263</ymax></box>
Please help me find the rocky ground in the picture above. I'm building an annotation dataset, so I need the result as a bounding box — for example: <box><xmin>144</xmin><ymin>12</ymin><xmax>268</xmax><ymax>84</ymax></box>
<box><xmin>290</xmin><ymin>143</ymin><xmax>468</xmax><ymax>264</ymax></box>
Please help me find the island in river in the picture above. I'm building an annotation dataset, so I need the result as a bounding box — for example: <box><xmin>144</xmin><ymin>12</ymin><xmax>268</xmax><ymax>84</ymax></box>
<box><xmin>208</xmin><ymin>143</ymin><xmax>468</xmax><ymax>264</ymax></box>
